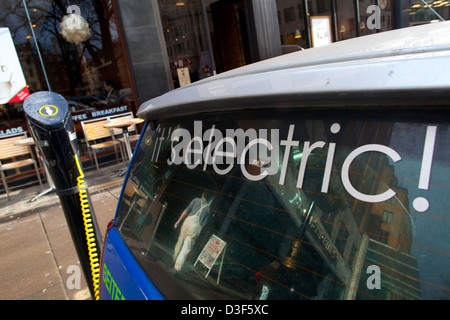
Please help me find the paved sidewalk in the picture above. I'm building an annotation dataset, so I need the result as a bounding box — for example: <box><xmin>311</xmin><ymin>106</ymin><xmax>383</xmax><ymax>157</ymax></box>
<box><xmin>0</xmin><ymin>162</ymin><xmax>126</xmax><ymax>300</ymax></box>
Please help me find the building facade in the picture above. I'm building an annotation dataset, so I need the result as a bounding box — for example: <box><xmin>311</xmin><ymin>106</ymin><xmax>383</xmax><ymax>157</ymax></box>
<box><xmin>0</xmin><ymin>0</ymin><xmax>449</xmax><ymax>178</ymax></box>
<box><xmin>1</xmin><ymin>0</ymin><xmax>449</xmax><ymax>133</ymax></box>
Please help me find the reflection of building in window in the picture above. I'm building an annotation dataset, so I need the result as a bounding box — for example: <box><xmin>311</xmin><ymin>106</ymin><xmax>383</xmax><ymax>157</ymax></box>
<box><xmin>339</xmin><ymin>120</ymin><xmax>421</xmax><ymax>299</ymax></box>
<box><xmin>382</xmin><ymin>210</ymin><xmax>393</xmax><ymax>224</ymax></box>
<box><xmin>360</xmin><ymin>239</ymin><xmax>422</xmax><ymax>300</ymax></box>
<box><xmin>115</xmin><ymin>117</ymin><xmax>431</xmax><ymax>300</ymax></box>
<box><xmin>341</xmin><ymin>121</ymin><xmax>414</xmax><ymax>253</ymax></box>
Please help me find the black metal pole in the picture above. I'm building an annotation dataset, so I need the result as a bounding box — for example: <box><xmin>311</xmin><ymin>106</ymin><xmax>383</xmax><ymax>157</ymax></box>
<box><xmin>302</xmin><ymin>0</ymin><xmax>312</xmax><ymax>48</ymax></box>
<box><xmin>354</xmin><ymin>0</ymin><xmax>360</xmax><ymax>37</ymax></box>
<box><xmin>394</xmin><ymin>0</ymin><xmax>403</xmax><ymax>29</ymax></box>
<box><xmin>23</xmin><ymin>91</ymin><xmax>102</xmax><ymax>299</ymax></box>
<box><xmin>330</xmin><ymin>0</ymin><xmax>338</xmax><ymax>42</ymax></box>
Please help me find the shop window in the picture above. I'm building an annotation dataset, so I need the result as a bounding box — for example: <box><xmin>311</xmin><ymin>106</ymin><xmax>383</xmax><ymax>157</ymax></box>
<box><xmin>284</xmin><ymin>7</ymin><xmax>296</xmax><ymax>23</ymax></box>
<box><xmin>407</xmin><ymin>0</ymin><xmax>450</xmax><ymax>26</ymax></box>
<box><xmin>336</xmin><ymin>0</ymin><xmax>356</xmax><ymax>40</ymax></box>
<box><xmin>298</xmin><ymin>4</ymin><xmax>305</xmax><ymax>20</ymax></box>
<box><xmin>158</xmin><ymin>0</ymin><xmax>216</xmax><ymax>87</ymax></box>
<box><xmin>277</xmin><ymin>0</ymin><xmax>307</xmax><ymax>49</ymax></box>
<box><xmin>158</xmin><ymin>0</ymin><xmax>254</xmax><ymax>82</ymax></box>
<box><xmin>0</xmin><ymin>0</ymin><xmax>134</xmax><ymax>136</ymax></box>
<box><xmin>309</xmin><ymin>0</ymin><xmax>332</xmax><ymax>16</ymax></box>
<box><xmin>317</xmin><ymin>0</ymin><xmax>331</xmax><ymax>13</ymax></box>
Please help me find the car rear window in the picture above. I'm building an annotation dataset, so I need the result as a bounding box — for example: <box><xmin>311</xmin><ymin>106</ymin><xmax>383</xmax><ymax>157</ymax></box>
<box><xmin>115</xmin><ymin>107</ymin><xmax>450</xmax><ymax>300</ymax></box>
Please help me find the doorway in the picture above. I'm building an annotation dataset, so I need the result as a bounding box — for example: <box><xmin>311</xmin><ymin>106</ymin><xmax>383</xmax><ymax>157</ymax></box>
<box><xmin>210</xmin><ymin>0</ymin><xmax>252</xmax><ymax>73</ymax></box>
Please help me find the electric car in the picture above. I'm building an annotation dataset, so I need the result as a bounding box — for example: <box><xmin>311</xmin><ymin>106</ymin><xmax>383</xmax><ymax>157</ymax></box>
<box><xmin>99</xmin><ymin>22</ymin><xmax>450</xmax><ymax>300</ymax></box>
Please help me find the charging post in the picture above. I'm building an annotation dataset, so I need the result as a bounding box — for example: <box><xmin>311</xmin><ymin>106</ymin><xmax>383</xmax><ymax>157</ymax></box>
<box><xmin>23</xmin><ymin>91</ymin><xmax>102</xmax><ymax>299</ymax></box>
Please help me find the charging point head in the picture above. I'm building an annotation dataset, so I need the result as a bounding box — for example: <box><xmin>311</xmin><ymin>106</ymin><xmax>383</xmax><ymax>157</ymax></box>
<box><xmin>24</xmin><ymin>91</ymin><xmax>69</xmax><ymax>130</ymax></box>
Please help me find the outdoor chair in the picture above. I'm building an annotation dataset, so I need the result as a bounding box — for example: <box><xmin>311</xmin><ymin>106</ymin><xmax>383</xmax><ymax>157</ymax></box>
<box><xmin>81</xmin><ymin>118</ymin><xmax>124</xmax><ymax>170</ymax></box>
<box><xmin>0</xmin><ymin>133</ymin><xmax>43</xmax><ymax>200</ymax></box>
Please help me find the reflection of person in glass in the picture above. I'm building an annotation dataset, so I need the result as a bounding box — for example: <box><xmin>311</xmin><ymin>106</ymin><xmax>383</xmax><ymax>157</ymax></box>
<box><xmin>98</xmin><ymin>80</ymin><xmax>120</xmax><ymax>106</ymax></box>
<box><xmin>173</xmin><ymin>191</ymin><xmax>211</xmax><ymax>271</ymax></box>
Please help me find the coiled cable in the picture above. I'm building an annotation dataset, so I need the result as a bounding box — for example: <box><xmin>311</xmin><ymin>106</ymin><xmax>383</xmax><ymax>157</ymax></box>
<box><xmin>74</xmin><ymin>154</ymin><xmax>100</xmax><ymax>300</ymax></box>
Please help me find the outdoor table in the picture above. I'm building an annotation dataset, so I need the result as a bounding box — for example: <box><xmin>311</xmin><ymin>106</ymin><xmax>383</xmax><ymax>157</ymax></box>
<box><xmin>103</xmin><ymin>118</ymin><xmax>144</xmax><ymax>161</ymax></box>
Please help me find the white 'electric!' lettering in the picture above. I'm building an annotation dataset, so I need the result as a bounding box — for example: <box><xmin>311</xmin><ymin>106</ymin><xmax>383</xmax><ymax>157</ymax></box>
<box><xmin>161</xmin><ymin>122</ymin><xmax>437</xmax><ymax>207</ymax></box>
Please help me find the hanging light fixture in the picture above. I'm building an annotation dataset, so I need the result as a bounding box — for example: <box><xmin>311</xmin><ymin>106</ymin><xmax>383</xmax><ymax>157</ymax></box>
<box><xmin>60</xmin><ymin>5</ymin><xmax>90</xmax><ymax>45</ymax></box>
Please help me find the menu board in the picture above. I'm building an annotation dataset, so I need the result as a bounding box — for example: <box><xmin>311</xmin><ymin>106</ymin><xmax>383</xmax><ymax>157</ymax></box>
<box><xmin>310</xmin><ymin>16</ymin><xmax>333</xmax><ymax>48</ymax></box>
<box><xmin>195</xmin><ymin>234</ymin><xmax>227</xmax><ymax>283</ymax></box>
<box><xmin>0</xmin><ymin>28</ymin><xmax>29</xmax><ymax>104</ymax></box>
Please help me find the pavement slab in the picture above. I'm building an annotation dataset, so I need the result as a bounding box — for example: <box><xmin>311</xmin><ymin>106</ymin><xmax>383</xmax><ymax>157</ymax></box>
<box><xmin>0</xmin><ymin>162</ymin><xmax>125</xmax><ymax>300</ymax></box>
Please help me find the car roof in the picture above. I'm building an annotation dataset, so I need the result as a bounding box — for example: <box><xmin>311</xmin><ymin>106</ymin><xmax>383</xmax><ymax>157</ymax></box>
<box><xmin>138</xmin><ymin>21</ymin><xmax>450</xmax><ymax>120</ymax></box>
